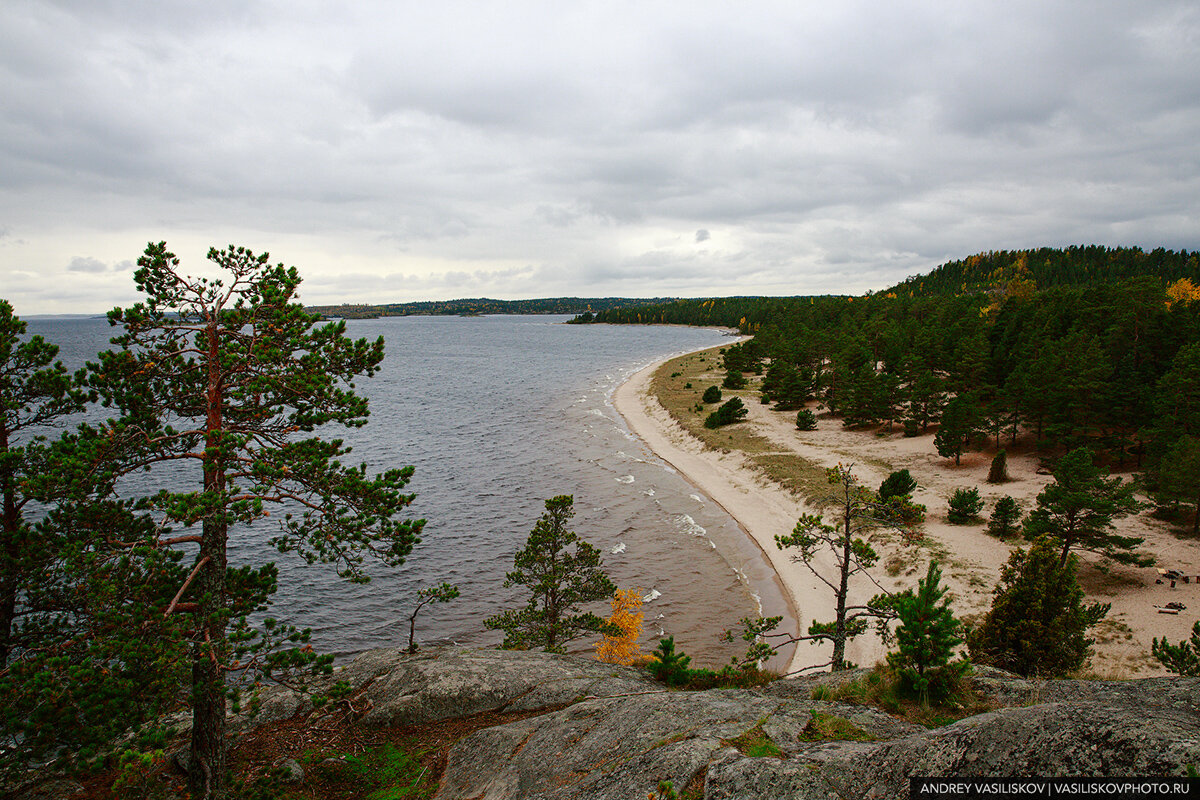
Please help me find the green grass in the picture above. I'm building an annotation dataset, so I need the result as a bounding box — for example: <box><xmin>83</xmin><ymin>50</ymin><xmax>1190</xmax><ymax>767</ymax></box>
<box><xmin>723</xmin><ymin>723</ymin><xmax>783</xmax><ymax>758</ymax></box>
<box><xmin>321</xmin><ymin>742</ymin><xmax>434</xmax><ymax>800</ymax></box>
<box><xmin>809</xmin><ymin>666</ymin><xmax>991</xmax><ymax>728</ymax></box>
<box><xmin>798</xmin><ymin>712</ymin><xmax>874</xmax><ymax>742</ymax></box>
<box><xmin>649</xmin><ymin>350</ymin><xmax>830</xmax><ymax>505</ymax></box>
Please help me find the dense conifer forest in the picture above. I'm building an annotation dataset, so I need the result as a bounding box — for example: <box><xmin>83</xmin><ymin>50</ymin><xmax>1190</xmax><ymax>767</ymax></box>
<box><xmin>573</xmin><ymin>246</ymin><xmax>1200</xmax><ymax>502</ymax></box>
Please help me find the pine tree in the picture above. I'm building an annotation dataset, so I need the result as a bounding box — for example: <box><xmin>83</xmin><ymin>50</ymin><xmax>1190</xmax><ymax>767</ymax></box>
<box><xmin>879</xmin><ymin>470</ymin><xmax>918</xmax><ymax>502</ymax></box>
<box><xmin>0</xmin><ymin>301</ymin><xmax>84</xmax><ymax>666</ymax></box>
<box><xmin>774</xmin><ymin>465</ymin><xmax>905</xmax><ymax>671</ymax></box>
<box><xmin>1022</xmin><ymin>447</ymin><xmax>1147</xmax><ymax>567</ymax></box>
<box><xmin>886</xmin><ymin>561</ymin><xmax>968</xmax><ymax>704</ymax></box>
<box><xmin>705</xmin><ymin>397</ymin><xmax>748</xmax><ymax>428</ymax></box>
<box><xmin>406</xmin><ymin>583</ymin><xmax>459</xmax><ymax>653</ymax></box>
<box><xmin>74</xmin><ymin>243</ymin><xmax>425</xmax><ymax>798</ymax></box>
<box><xmin>967</xmin><ymin>539</ymin><xmax>1109</xmax><ymax>677</ymax></box>
<box><xmin>986</xmin><ymin>496</ymin><xmax>1022</xmax><ymax>539</ymax></box>
<box><xmin>934</xmin><ymin>395</ymin><xmax>979</xmax><ymax>465</ymax></box>
<box><xmin>485</xmin><ymin>495</ymin><xmax>618</xmax><ymax>653</ymax></box>
<box><xmin>1155</xmin><ymin>436</ymin><xmax>1200</xmax><ymax>536</ymax></box>
<box><xmin>947</xmin><ymin>487</ymin><xmax>984</xmax><ymax>524</ymax></box>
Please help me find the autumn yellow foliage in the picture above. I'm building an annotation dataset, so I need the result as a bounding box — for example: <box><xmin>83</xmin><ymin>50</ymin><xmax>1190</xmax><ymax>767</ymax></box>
<box><xmin>595</xmin><ymin>588</ymin><xmax>649</xmax><ymax>665</ymax></box>
<box><xmin>1167</xmin><ymin>278</ymin><xmax>1200</xmax><ymax>309</ymax></box>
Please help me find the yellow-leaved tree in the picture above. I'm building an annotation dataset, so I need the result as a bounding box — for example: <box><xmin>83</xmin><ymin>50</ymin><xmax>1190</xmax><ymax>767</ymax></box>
<box><xmin>595</xmin><ymin>588</ymin><xmax>648</xmax><ymax>665</ymax></box>
<box><xmin>1167</xmin><ymin>277</ymin><xmax>1200</xmax><ymax>309</ymax></box>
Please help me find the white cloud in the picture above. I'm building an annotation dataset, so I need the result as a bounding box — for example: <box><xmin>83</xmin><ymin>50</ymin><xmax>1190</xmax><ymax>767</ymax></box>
<box><xmin>0</xmin><ymin>1</ymin><xmax>1197</xmax><ymax>313</ymax></box>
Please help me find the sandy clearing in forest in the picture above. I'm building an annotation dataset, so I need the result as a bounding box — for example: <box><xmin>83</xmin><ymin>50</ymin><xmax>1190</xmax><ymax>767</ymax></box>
<box><xmin>614</xmin><ymin>344</ymin><xmax>1200</xmax><ymax>676</ymax></box>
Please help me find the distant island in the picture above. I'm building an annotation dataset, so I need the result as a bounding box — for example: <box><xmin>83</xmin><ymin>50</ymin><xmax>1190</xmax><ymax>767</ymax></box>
<box><xmin>305</xmin><ymin>296</ymin><xmax>676</xmax><ymax>319</ymax></box>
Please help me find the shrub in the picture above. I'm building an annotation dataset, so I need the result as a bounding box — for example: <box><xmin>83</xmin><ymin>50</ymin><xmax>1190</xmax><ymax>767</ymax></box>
<box><xmin>947</xmin><ymin>487</ymin><xmax>984</xmax><ymax>524</ymax></box>
<box><xmin>795</xmin><ymin>409</ymin><xmax>817</xmax><ymax>430</ymax></box>
<box><xmin>967</xmin><ymin>539</ymin><xmax>1109</xmax><ymax>677</ymax></box>
<box><xmin>704</xmin><ymin>397</ymin><xmax>748</xmax><ymax>428</ymax></box>
<box><xmin>721</xmin><ymin>369</ymin><xmax>747</xmax><ymax>390</ymax></box>
<box><xmin>702</xmin><ymin>385</ymin><xmax>722</xmax><ymax>404</ymax></box>
<box><xmin>879</xmin><ymin>470</ymin><xmax>918</xmax><ymax>502</ymax></box>
<box><xmin>987</xmin><ymin>450</ymin><xmax>1010</xmax><ymax>484</ymax></box>
<box><xmin>986</xmin><ymin>496</ymin><xmax>1021</xmax><ymax>539</ymax></box>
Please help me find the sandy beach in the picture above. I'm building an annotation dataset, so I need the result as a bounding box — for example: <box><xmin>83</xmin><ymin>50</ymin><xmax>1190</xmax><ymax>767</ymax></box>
<box><xmin>613</xmin><ymin>344</ymin><xmax>1200</xmax><ymax>676</ymax></box>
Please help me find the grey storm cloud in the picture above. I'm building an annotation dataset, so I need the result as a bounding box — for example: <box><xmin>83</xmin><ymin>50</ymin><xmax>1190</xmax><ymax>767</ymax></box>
<box><xmin>67</xmin><ymin>257</ymin><xmax>108</xmax><ymax>274</ymax></box>
<box><xmin>0</xmin><ymin>0</ymin><xmax>1198</xmax><ymax>313</ymax></box>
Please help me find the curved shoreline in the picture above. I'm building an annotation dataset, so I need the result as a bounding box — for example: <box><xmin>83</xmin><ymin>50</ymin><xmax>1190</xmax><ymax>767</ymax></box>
<box><xmin>611</xmin><ymin>345</ymin><xmax>889</xmax><ymax>673</ymax></box>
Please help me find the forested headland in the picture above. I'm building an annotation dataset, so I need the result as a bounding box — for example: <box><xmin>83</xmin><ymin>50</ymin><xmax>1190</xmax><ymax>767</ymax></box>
<box><xmin>574</xmin><ymin>245</ymin><xmax>1200</xmax><ymax>506</ymax></box>
<box><xmin>306</xmin><ymin>296</ymin><xmax>673</xmax><ymax>319</ymax></box>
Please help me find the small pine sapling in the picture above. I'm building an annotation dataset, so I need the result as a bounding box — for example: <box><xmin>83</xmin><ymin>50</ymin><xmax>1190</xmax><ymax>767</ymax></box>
<box><xmin>885</xmin><ymin>561</ymin><xmax>969</xmax><ymax>705</ymax></box>
<box><xmin>648</xmin><ymin>636</ymin><xmax>692</xmax><ymax>686</ymax></box>
<box><xmin>406</xmin><ymin>583</ymin><xmax>460</xmax><ymax>653</ymax></box>
<box><xmin>986</xmin><ymin>496</ymin><xmax>1022</xmax><ymax>539</ymax></box>
<box><xmin>947</xmin><ymin>488</ymin><xmax>984</xmax><ymax>524</ymax></box>
<box><xmin>702</xmin><ymin>385</ymin><xmax>722</xmax><ymax>404</ymax></box>
<box><xmin>967</xmin><ymin>539</ymin><xmax>1109</xmax><ymax>677</ymax></box>
<box><xmin>796</xmin><ymin>409</ymin><xmax>817</xmax><ymax>430</ymax></box>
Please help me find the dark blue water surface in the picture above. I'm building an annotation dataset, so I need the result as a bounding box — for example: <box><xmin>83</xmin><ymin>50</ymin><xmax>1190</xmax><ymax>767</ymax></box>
<box><xmin>24</xmin><ymin>314</ymin><xmax>788</xmax><ymax>665</ymax></box>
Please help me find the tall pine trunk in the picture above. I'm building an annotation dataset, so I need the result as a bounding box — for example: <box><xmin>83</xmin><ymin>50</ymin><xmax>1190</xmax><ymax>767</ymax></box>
<box><xmin>0</xmin><ymin>423</ymin><xmax>16</xmax><ymax>668</ymax></box>
<box><xmin>189</xmin><ymin>321</ymin><xmax>229</xmax><ymax>800</ymax></box>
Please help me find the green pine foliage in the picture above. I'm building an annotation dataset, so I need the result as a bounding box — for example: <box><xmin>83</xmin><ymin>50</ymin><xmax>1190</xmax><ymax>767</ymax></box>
<box><xmin>0</xmin><ymin>300</ymin><xmax>85</xmax><ymax>667</ymax></box>
<box><xmin>721</xmin><ymin>368</ymin><xmax>747</xmax><ymax>390</ymax></box>
<box><xmin>886</xmin><ymin>561</ymin><xmax>969</xmax><ymax>705</ymax></box>
<box><xmin>1023</xmin><ymin>447</ymin><xmax>1148</xmax><ymax>567</ymax></box>
<box><xmin>967</xmin><ymin>539</ymin><xmax>1109</xmax><ymax>677</ymax></box>
<box><xmin>986</xmin><ymin>496</ymin><xmax>1022</xmax><ymax>539</ymax></box>
<box><xmin>934</xmin><ymin>396</ymin><xmax>979</xmax><ymax>466</ymax></box>
<box><xmin>39</xmin><ymin>243</ymin><xmax>424</xmax><ymax>797</ymax></box>
<box><xmin>947</xmin><ymin>488</ymin><xmax>984</xmax><ymax>524</ymax></box>
<box><xmin>879</xmin><ymin>470</ymin><xmax>918</xmax><ymax>502</ymax></box>
<box><xmin>647</xmin><ymin>636</ymin><xmax>693</xmax><ymax>686</ymax></box>
<box><xmin>485</xmin><ymin>495</ymin><xmax>618</xmax><ymax>653</ymax></box>
<box><xmin>795</xmin><ymin>409</ymin><xmax>817</xmax><ymax>430</ymax></box>
<box><xmin>576</xmin><ymin>247</ymin><xmax>1200</xmax><ymax>467</ymax></box>
<box><xmin>1151</xmin><ymin>621</ymin><xmax>1200</xmax><ymax>676</ymax></box>
<box><xmin>704</xmin><ymin>397</ymin><xmax>748</xmax><ymax>428</ymax></box>
<box><xmin>1154</xmin><ymin>435</ymin><xmax>1200</xmax><ymax>535</ymax></box>
<box><xmin>702</xmin><ymin>385</ymin><xmax>722</xmax><ymax>404</ymax></box>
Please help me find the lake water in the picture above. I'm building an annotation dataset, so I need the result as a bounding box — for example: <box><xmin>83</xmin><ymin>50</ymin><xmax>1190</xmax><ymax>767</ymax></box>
<box><xmin>24</xmin><ymin>314</ymin><xmax>790</xmax><ymax>666</ymax></box>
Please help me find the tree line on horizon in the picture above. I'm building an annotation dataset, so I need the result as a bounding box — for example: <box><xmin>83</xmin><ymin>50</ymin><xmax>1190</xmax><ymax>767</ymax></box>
<box><xmin>306</xmin><ymin>296</ymin><xmax>675</xmax><ymax>319</ymax></box>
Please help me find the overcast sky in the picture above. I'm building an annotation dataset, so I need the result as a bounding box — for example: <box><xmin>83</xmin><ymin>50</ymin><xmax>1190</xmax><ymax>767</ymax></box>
<box><xmin>2</xmin><ymin>1</ymin><xmax>1198</xmax><ymax>314</ymax></box>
